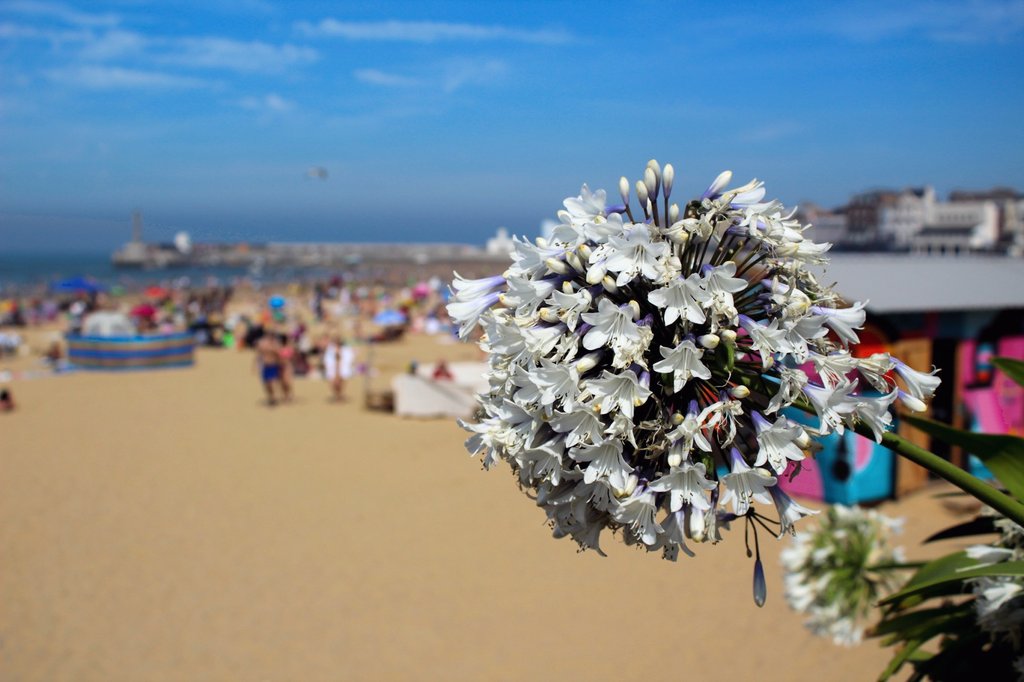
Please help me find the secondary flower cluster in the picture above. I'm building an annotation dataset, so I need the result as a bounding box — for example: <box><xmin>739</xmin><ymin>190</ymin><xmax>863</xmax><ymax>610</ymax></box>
<box><xmin>780</xmin><ymin>505</ymin><xmax>906</xmax><ymax>645</ymax></box>
<box><xmin>448</xmin><ymin>160</ymin><xmax>940</xmax><ymax>601</ymax></box>
<box><xmin>969</xmin><ymin>509</ymin><xmax>1024</xmax><ymax>665</ymax></box>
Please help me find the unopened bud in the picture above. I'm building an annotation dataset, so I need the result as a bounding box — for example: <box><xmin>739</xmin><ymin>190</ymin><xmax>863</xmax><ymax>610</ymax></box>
<box><xmin>688</xmin><ymin>508</ymin><xmax>706</xmax><ymax>542</ymax></box>
<box><xmin>635</xmin><ymin>180</ymin><xmax>649</xmax><ymax>206</ymax></box>
<box><xmin>535</xmin><ymin>237</ymin><xmax>549</xmax><ymax>249</ymax></box>
<box><xmin>618</xmin><ymin>176</ymin><xmax>630</xmax><ymax>203</ymax></box>
<box><xmin>644</xmin><ymin>167</ymin><xmax>659</xmax><ymax>200</ymax></box>
<box><xmin>730</xmin><ymin>385</ymin><xmax>750</xmax><ymax>399</ymax></box>
<box><xmin>720</xmin><ymin>329</ymin><xmax>737</xmax><ymax>344</ymax></box>
<box><xmin>627</xmin><ymin>300</ymin><xmax>641</xmax><ymax>320</ymax></box>
<box><xmin>545</xmin><ymin>257</ymin><xmax>570</xmax><ymax>275</ymax></box>
<box><xmin>565</xmin><ymin>251</ymin><xmax>584</xmax><ymax>272</ymax></box>
<box><xmin>698</xmin><ymin>333</ymin><xmax>720</xmax><ymax>349</ymax></box>
<box><xmin>795</xmin><ymin>430</ymin><xmax>812</xmax><ymax>449</ymax></box>
<box><xmin>669</xmin><ymin>203</ymin><xmax>680</xmax><ymax>222</ymax></box>
<box><xmin>601</xmin><ymin>275</ymin><xmax>619</xmax><ymax>294</ymax></box>
<box><xmin>578</xmin><ymin>243</ymin><xmax>593</xmax><ymax>261</ymax></box>
<box><xmin>539</xmin><ymin>307</ymin><xmax>560</xmax><ymax>323</ymax></box>
<box><xmin>561</xmin><ymin>280</ymin><xmax>575</xmax><ymax>294</ymax></box>
<box><xmin>663</xmin><ymin>163</ymin><xmax>674</xmax><ymax>198</ymax></box>
<box><xmin>667</xmin><ymin>451</ymin><xmax>683</xmax><ymax>468</ymax></box>
<box><xmin>575</xmin><ymin>352</ymin><xmax>601</xmax><ymax>373</ymax></box>
<box><xmin>585</xmin><ymin>262</ymin><xmax>607</xmax><ymax>285</ymax></box>
<box><xmin>670</xmin><ymin>412</ymin><xmax>684</xmax><ymax>426</ymax></box>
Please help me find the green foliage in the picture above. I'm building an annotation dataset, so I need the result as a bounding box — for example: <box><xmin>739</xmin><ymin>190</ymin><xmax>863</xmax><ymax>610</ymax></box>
<box><xmin>871</xmin><ymin>358</ymin><xmax>1024</xmax><ymax>680</ymax></box>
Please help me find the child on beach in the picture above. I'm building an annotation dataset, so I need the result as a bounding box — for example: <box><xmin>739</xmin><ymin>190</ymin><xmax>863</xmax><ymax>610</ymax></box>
<box><xmin>255</xmin><ymin>334</ymin><xmax>289</xmax><ymax>406</ymax></box>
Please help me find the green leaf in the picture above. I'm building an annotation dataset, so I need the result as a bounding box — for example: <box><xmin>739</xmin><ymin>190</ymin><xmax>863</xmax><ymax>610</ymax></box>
<box><xmin>905</xmin><ymin>415</ymin><xmax>1024</xmax><ymax>502</ymax></box>
<box><xmin>924</xmin><ymin>516</ymin><xmax>997</xmax><ymax>543</ymax></box>
<box><xmin>994</xmin><ymin>356</ymin><xmax>1024</xmax><ymax>389</ymax></box>
<box><xmin>878</xmin><ymin>638</ymin><xmax>925</xmax><ymax>681</ymax></box>
<box><xmin>881</xmin><ymin>559</ymin><xmax>1024</xmax><ymax>605</ymax></box>
<box><xmin>871</xmin><ymin>605</ymin><xmax>970</xmax><ymax>637</ymax></box>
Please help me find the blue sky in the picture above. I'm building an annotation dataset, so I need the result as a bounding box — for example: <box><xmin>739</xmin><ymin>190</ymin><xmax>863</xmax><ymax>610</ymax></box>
<box><xmin>2</xmin><ymin>0</ymin><xmax>1023</xmax><ymax>252</ymax></box>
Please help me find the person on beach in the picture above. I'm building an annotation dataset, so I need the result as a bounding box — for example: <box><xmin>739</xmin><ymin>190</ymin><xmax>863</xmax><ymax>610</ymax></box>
<box><xmin>255</xmin><ymin>333</ymin><xmax>288</xmax><ymax>406</ymax></box>
<box><xmin>323</xmin><ymin>335</ymin><xmax>355</xmax><ymax>402</ymax></box>
<box><xmin>0</xmin><ymin>387</ymin><xmax>15</xmax><ymax>413</ymax></box>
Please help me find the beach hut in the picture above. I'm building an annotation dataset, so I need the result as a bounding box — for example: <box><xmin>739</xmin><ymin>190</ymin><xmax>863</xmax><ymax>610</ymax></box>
<box><xmin>68</xmin><ymin>312</ymin><xmax>195</xmax><ymax>371</ymax></box>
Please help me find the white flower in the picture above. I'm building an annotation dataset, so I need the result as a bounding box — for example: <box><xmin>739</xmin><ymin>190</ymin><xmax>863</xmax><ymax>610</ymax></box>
<box><xmin>569</xmin><ymin>440</ymin><xmax>634</xmax><ymax>490</ymax></box>
<box><xmin>586</xmin><ymin>369</ymin><xmax>651</xmax><ymax>420</ymax></box>
<box><xmin>612</xmin><ymin>486</ymin><xmax>663</xmax><ymax>546</ymax></box>
<box><xmin>652</xmin><ymin>339</ymin><xmax>711</xmax><ymax>393</ymax></box>
<box><xmin>455</xmin><ymin>159</ymin><xmax>938</xmax><ymax>588</ymax></box>
<box><xmin>721</xmin><ymin>448</ymin><xmax>777</xmax><ymax>515</ymax></box>
<box><xmin>649</xmin><ymin>462</ymin><xmax>716</xmax><ymax>512</ymax></box>
<box><xmin>580</xmin><ymin>298</ymin><xmax>641</xmax><ymax>351</ymax></box>
<box><xmin>752</xmin><ymin>411</ymin><xmax>806</xmax><ymax>474</ymax></box>
<box><xmin>893</xmin><ymin>359</ymin><xmax>941</xmax><ymax>400</ymax></box>
<box><xmin>648</xmin><ymin>272</ymin><xmax>711</xmax><ymax>325</ymax></box>
<box><xmin>600</xmin><ymin>223</ymin><xmax>670</xmax><ymax>286</ymax></box>
<box><xmin>768</xmin><ymin>486</ymin><xmax>817</xmax><ymax>536</ymax></box>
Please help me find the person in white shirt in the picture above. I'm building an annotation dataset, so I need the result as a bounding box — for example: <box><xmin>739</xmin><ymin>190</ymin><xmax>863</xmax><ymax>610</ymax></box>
<box><xmin>323</xmin><ymin>335</ymin><xmax>356</xmax><ymax>402</ymax></box>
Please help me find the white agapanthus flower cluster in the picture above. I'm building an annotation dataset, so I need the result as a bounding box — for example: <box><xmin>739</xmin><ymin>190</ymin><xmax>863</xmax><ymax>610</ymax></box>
<box><xmin>448</xmin><ymin>160</ymin><xmax>940</xmax><ymax>603</ymax></box>
<box><xmin>780</xmin><ymin>505</ymin><xmax>906</xmax><ymax>645</ymax></box>
<box><xmin>969</xmin><ymin>509</ymin><xmax>1024</xmax><ymax>663</ymax></box>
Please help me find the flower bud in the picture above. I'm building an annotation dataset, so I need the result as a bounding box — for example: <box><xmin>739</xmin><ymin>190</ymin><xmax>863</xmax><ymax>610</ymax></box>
<box><xmin>698</xmin><ymin>333</ymin><xmax>720</xmax><ymax>349</ymax></box>
<box><xmin>577</xmin><ymin>243</ymin><xmax>593</xmax><ymax>261</ymax></box>
<box><xmin>635</xmin><ymin>180</ymin><xmax>649</xmax><ymax>207</ymax></box>
<box><xmin>601</xmin><ymin>275</ymin><xmax>619</xmax><ymax>294</ymax></box>
<box><xmin>627</xmin><ymin>300</ymin><xmax>641</xmax><ymax>320</ymax></box>
<box><xmin>646</xmin><ymin>158</ymin><xmax>662</xmax><ymax>178</ymax></box>
<box><xmin>618</xmin><ymin>176</ymin><xmax>630</xmax><ymax>203</ymax></box>
<box><xmin>730</xmin><ymin>385</ymin><xmax>750</xmax><ymax>399</ymax></box>
<box><xmin>535</xmin><ymin>237</ymin><xmax>549</xmax><ymax>249</ymax></box>
<box><xmin>669</xmin><ymin>203</ymin><xmax>680</xmax><ymax>223</ymax></box>
<box><xmin>670</xmin><ymin>412</ymin><xmax>684</xmax><ymax>425</ymax></box>
<box><xmin>667</xmin><ymin>451</ymin><xmax>683</xmax><ymax>468</ymax></box>
<box><xmin>644</xmin><ymin>167</ymin><xmax>659</xmax><ymax>200</ymax></box>
<box><xmin>720</xmin><ymin>329</ymin><xmax>737</xmax><ymax>344</ymax></box>
<box><xmin>539</xmin><ymin>307</ymin><xmax>560</xmax><ymax>323</ymax></box>
<box><xmin>663</xmin><ymin>163</ymin><xmax>674</xmax><ymax>198</ymax></box>
<box><xmin>585</xmin><ymin>262</ymin><xmax>607</xmax><ymax>285</ymax></box>
<box><xmin>545</xmin><ymin>257</ymin><xmax>570</xmax><ymax>275</ymax></box>
<box><xmin>688</xmin><ymin>508</ymin><xmax>706</xmax><ymax>542</ymax></box>
<box><xmin>795</xmin><ymin>429</ymin><xmax>812</xmax><ymax>449</ymax></box>
<box><xmin>575</xmin><ymin>352</ymin><xmax>602</xmax><ymax>373</ymax></box>
<box><xmin>565</xmin><ymin>251</ymin><xmax>584</xmax><ymax>272</ymax></box>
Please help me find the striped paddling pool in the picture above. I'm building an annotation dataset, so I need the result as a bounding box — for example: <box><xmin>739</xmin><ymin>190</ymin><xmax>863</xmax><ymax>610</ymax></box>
<box><xmin>66</xmin><ymin>333</ymin><xmax>195</xmax><ymax>370</ymax></box>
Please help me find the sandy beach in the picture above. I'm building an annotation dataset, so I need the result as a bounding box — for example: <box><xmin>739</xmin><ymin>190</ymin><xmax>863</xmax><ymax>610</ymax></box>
<box><xmin>1</xmin><ymin>330</ymin><xmax>966</xmax><ymax>681</ymax></box>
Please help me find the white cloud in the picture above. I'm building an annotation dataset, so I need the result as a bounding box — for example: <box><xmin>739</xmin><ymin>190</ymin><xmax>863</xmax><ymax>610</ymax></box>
<box><xmin>46</xmin><ymin>65</ymin><xmax>210</xmax><ymax>90</ymax></box>
<box><xmin>238</xmin><ymin>92</ymin><xmax>295</xmax><ymax>113</ymax></box>
<box><xmin>830</xmin><ymin>0</ymin><xmax>1024</xmax><ymax>44</ymax></box>
<box><xmin>354</xmin><ymin>68</ymin><xmax>424</xmax><ymax>88</ymax></box>
<box><xmin>162</xmin><ymin>37</ymin><xmax>318</xmax><ymax>73</ymax></box>
<box><xmin>440</xmin><ymin>59</ymin><xmax>508</xmax><ymax>92</ymax></box>
<box><xmin>2</xmin><ymin>0</ymin><xmax>119</xmax><ymax>27</ymax></box>
<box><xmin>295</xmin><ymin>18</ymin><xmax>573</xmax><ymax>45</ymax></box>
<box><xmin>353</xmin><ymin>59</ymin><xmax>508</xmax><ymax>93</ymax></box>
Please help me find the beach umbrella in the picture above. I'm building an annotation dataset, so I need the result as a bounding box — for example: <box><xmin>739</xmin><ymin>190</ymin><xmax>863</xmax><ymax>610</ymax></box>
<box><xmin>52</xmin><ymin>276</ymin><xmax>105</xmax><ymax>294</ymax></box>
<box><xmin>373</xmin><ymin>309</ymin><xmax>407</xmax><ymax>326</ymax></box>
<box><xmin>268</xmin><ymin>295</ymin><xmax>286</xmax><ymax>309</ymax></box>
<box><xmin>144</xmin><ymin>285</ymin><xmax>169</xmax><ymax>299</ymax></box>
<box><xmin>130</xmin><ymin>303</ymin><xmax>157</xmax><ymax>319</ymax></box>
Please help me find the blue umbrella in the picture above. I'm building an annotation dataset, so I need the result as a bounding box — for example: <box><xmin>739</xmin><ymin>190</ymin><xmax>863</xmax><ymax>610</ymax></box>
<box><xmin>373</xmin><ymin>309</ymin><xmax>407</xmax><ymax>326</ymax></box>
<box><xmin>268</xmin><ymin>295</ymin><xmax>286</xmax><ymax>309</ymax></box>
<box><xmin>52</xmin><ymin>276</ymin><xmax>106</xmax><ymax>294</ymax></box>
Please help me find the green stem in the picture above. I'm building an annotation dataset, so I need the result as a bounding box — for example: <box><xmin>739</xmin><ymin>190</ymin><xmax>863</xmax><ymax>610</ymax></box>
<box><xmin>865</xmin><ymin>561</ymin><xmax>926</xmax><ymax>572</ymax></box>
<box><xmin>735</xmin><ymin>373</ymin><xmax>1024</xmax><ymax>527</ymax></box>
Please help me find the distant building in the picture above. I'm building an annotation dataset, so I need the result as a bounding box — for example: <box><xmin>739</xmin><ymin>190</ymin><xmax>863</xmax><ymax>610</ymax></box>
<box><xmin>845</xmin><ymin>189</ymin><xmax>899</xmax><ymax>248</ymax></box>
<box><xmin>798</xmin><ymin>202</ymin><xmax>848</xmax><ymax>244</ymax></box>
<box><xmin>485</xmin><ymin>227</ymin><xmax>514</xmax><ymax>255</ymax></box>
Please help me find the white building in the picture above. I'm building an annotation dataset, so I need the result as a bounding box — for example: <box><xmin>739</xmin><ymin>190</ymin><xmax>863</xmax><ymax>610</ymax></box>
<box><xmin>485</xmin><ymin>227</ymin><xmax>514</xmax><ymax>255</ymax></box>
<box><xmin>910</xmin><ymin>200</ymin><xmax>999</xmax><ymax>255</ymax></box>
